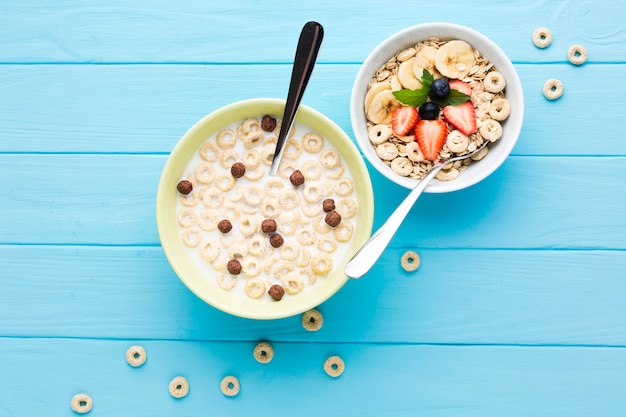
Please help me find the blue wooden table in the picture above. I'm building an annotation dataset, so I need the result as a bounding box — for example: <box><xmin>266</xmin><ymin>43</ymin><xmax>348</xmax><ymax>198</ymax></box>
<box><xmin>2</xmin><ymin>1</ymin><xmax>626</xmax><ymax>415</ymax></box>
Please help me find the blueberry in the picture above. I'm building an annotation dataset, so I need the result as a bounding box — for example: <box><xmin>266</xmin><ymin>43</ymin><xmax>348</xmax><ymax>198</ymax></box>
<box><xmin>430</xmin><ymin>78</ymin><xmax>450</xmax><ymax>99</ymax></box>
<box><xmin>418</xmin><ymin>102</ymin><xmax>439</xmax><ymax>120</ymax></box>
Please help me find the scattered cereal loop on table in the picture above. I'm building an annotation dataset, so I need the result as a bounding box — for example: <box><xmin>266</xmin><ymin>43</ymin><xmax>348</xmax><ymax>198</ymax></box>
<box><xmin>324</xmin><ymin>355</ymin><xmax>345</xmax><ymax>378</ymax></box>
<box><xmin>220</xmin><ymin>375</ymin><xmax>240</xmax><ymax>397</ymax></box>
<box><xmin>253</xmin><ymin>342</ymin><xmax>274</xmax><ymax>364</ymax></box>
<box><xmin>168</xmin><ymin>376</ymin><xmax>189</xmax><ymax>398</ymax></box>
<box><xmin>70</xmin><ymin>393</ymin><xmax>93</xmax><ymax>414</ymax></box>
<box><xmin>302</xmin><ymin>308</ymin><xmax>323</xmax><ymax>331</ymax></box>
<box><xmin>126</xmin><ymin>345</ymin><xmax>147</xmax><ymax>367</ymax></box>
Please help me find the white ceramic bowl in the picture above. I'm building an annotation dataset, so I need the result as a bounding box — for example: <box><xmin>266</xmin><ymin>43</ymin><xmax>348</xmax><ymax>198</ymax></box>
<box><xmin>350</xmin><ymin>22</ymin><xmax>524</xmax><ymax>192</ymax></box>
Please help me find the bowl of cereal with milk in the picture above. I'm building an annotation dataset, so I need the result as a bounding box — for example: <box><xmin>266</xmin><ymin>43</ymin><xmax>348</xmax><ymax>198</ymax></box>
<box><xmin>351</xmin><ymin>22</ymin><xmax>524</xmax><ymax>192</ymax></box>
<box><xmin>156</xmin><ymin>98</ymin><xmax>374</xmax><ymax>319</ymax></box>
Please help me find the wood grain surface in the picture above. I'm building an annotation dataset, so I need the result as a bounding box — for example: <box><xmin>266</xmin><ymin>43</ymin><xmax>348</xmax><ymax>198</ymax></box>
<box><xmin>1</xmin><ymin>1</ymin><xmax>625</xmax><ymax>416</ymax></box>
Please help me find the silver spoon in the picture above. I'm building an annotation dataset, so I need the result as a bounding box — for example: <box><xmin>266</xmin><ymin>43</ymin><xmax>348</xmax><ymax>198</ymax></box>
<box><xmin>344</xmin><ymin>141</ymin><xmax>490</xmax><ymax>279</ymax></box>
<box><xmin>270</xmin><ymin>21</ymin><xmax>324</xmax><ymax>176</ymax></box>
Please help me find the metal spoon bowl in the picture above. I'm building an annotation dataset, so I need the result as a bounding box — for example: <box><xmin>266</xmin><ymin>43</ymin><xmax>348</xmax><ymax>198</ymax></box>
<box><xmin>344</xmin><ymin>141</ymin><xmax>490</xmax><ymax>279</ymax></box>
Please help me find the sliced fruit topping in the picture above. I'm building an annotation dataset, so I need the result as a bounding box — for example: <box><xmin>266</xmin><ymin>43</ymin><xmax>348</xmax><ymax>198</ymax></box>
<box><xmin>448</xmin><ymin>79</ymin><xmax>472</xmax><ymax>95</ymax></box>
<box><xmin>429</xmin><ymin>78</ymin><xmax>450</xmax><ymax>99</ymax></box>
<box><xmin>367</xmin><ymin>90</ymin><xmax>402</xmax><ymax>125</ymax></box>
<box><xmin>434</xmin><ymin>40</ymin><xmax>475</xmax><ymax>79</ymax></box>
<box><xmin>414</xmin><ymin>119</ymin><xmax>447</xmax><ymax>161</ymax></box>
<box><xmin>442</xmin><ymin>101</ymin><xmax>477</xmax><ymax>136</ymax></box>
<box><xmin>391</xmin><ymin>106</ymin><xmax>419</xmax><ymax>137</ymax></box>
<box><xmin>418</xmin><ymin>102</ymin><xmax>439</xmax><ymax>120</ymax></box>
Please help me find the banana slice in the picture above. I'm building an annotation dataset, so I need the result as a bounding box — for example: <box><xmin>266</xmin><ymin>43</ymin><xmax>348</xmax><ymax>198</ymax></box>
<box><xmin>412</xmin><ymin>46</ymin><xmax>442</xmax><ymax>80</ymax></box>
<box><xmin>366</xmin><ymin>90</ymin><xmax>402</xmax><ymax>125</ymax></box>
<box><xmin>364</xmin><ymin>82</ymin><xmax>392</xmax><ymax>111</ymax></box>
<box><xmin>390</xmin><ymin>74</ymin><xmax>403</xmax><ymax>91</ymax></box>
<box><xmin>398</xmin><ymin>57</ymin><xmax>421</xmax><ymax>90</ymax></box>
<box><xmin>435</xmin><ymin>40</ymin><xmax>475</xmax><ymax>79</ymax></box>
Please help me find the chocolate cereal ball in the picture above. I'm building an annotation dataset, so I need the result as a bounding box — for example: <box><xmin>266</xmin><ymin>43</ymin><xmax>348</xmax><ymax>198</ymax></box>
<box><xmin>261</xmin><ymin>218</ymin><xmax>277</xmax><ymax>234</ymax></box>
<box><xmin>269</xmin><ymin>233</ymin><xmax>284</xmax><ymax>248</ymax></box>
<box><xmin>230</xmin><ymin>162</ymin><xmax>246</xmax><ymax>178</ymax></box>
<box><xmin>324</xmin><ymin>210</ymin><xmax>342</xmax><ymax>227</ymax></box>
<box><xmin>261</xmin><ymin>115</ymin><xmax>277</xmax><ymax>132</ymax></box>
<box><xmin>268</xmin><ymin>284</ymin><xmax>285</xmax><ymax>301</ymax></box>
<box><xmin>322</xmin><ymin>198</ymin><xmax>335</xmax><ymax>212</ymax></box>
<box><xmin>176</xmin><ymin>180</ymin><xmax>193</xmax><ymax>195</ymax></box>
<box><xmin>289</xmin><ymin>169</ymin><xmax>305</xmax><ymax>187</ymax></box>
<box><xmin>227</xmin><ymin>259</ymin><xmax>242</xmax><ymax>275</ymax></box>
<box><xmin>217</xmin><ymin>219</ymin><xmax>233</xmax><ymax>233</ymax></box>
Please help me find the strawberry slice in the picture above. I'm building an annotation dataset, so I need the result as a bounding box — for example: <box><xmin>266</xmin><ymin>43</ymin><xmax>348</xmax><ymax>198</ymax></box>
<box><xmin>391</xmin><ymin>106</ymin><xmax>419</xmax><ymax>137</ymax></box>
<box><xmin>448</xmin><ymin>79</ymin><xmax>472</xmax><ymax>96</ymax></box>
<box><xmin>414</xmin><ymin>119</ymin><xmax>447</xmax><ymax>161</ymax></box>
<box><xmin>443</xmin><ymin>101</ymin><xmax>477</xmax><ymax>135</ymax></box>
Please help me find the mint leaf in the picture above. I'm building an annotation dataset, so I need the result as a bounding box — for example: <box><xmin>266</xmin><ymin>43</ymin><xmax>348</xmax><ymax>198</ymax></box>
<box><xmin>431</xmin><ymin>89</ymin><xmax>471</xmax><ymax>106</ymax></box>
<box><xmin>421</xmin><ymin>69</ymin><xmax>434</xmax><ymax>89</ymax></box>
<box><xmin>392</xmin><ymin>88</ymin><xmax>429</xmax><ymax>107</ymax></box>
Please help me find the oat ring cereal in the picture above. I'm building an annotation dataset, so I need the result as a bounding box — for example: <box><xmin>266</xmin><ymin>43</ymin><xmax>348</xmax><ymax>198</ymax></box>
<box><xmin>302</xmin><ymin>132</ymin><xmax>324</xmax><ymax>153</ymax></box>
<box><xmin>247</xmin><ymin>235</ymin><xmax>267</xmax><ymax>256</ymax></box>
<box><xmin>198</xmin><ymin>209</ymin><xmax>219</xmax><ymax>231</ymax></box>
<box><xmin>169</xmin><ymin>376</ymin><xmax>190</xmax><ymax>398</ymax></box>
<box><xmin>220</xmin><ymin>375</ymin><xmax>240</xmax><ymax>397</ymax></box>
<box><xmin>278</xmin><ymin>189</ymin><xmax>301</xmax><ymax>210</ymax></box>
<box><xmin>216</xmin><ymin>128</ymin><xmax>237</xmax><ymax>149</ymax></box>
<box><xmin>325</xmin><ymin>164</ymin><xmax>345</xmax><ymax>180</ymax></box>
<box><xmin>244</xmin><ymin>277</ymin><xmax>266</xmax><ymax>298</ymax></box>
<box><xmin>200</xmin><ymin>141</ymin><xmax>220</xmax><ymax>162</ymax></box>
<box><xmin>242</xmin><ymin>257</ymin><xmax>262</xmax><ymax>278</ymax></box>
<box><xmin>284</xmin><ymin>138</ymin><xmax>303</xmax><ymax>160</ymax></box>
<box><xmin>568</xmin><ymin>44</ymin><xmax>587</xmax><ymax>65</ymax></box>
<box><xmin>333</xmin><ymin>222</ymin><xmax>354</xmax><ymax>243</ymax></box>
<box><xmin>436</xmin><ymin>167</ymin><xmax>460</xmax><ymax>181</ymax></box>
<box><xmin>245</xmin><ymin>165</ymin><xmax>265</xmax><ymax>181</ymax></box>
<box><xmin>219</xmin><ymin>149</ymin><xmax>239</xmax><ymax>169</ymax></box>
<box><xmin>532</xmin><ymin>27</ymin><xmax>552</xmax><ymax>48</ymax></box>
<box><xmin>126</xmin><ymin>345</ymin><xmax>147</xmax><ymax>367</ymax></box>
<box><xmin>391</xmin><ymin>157</ymin><xmax>413</xmax><ymax>176</ymax></box>
<box><xmin>543</xmin><ymin>78</ymin><xmax>564</xmax><ymax>100</ymax></box>
<box><xmin>242</xmin><ymin>150</ymin><xmax>261</xmax><ymax>169</ymax></box>
<box><xmin>484</xmin><ymin>71</ymin><xmax>506</xmax><ymax>93</ymax></box>
<box><xmin>489</xmin><ymin>98</ymin><xmax>511</xmax><ymax>121</ymax></box>
<box><xmin>302</xmin><ymin>308</ymin><xmax>323</xmax><ymax>331</ymax></box>
<box><xmin>303</xmin><ymin>182</ymin><xmax>324</xmax><ymax>204</ymax></box>
<box><xmin>177</xmin><ymin>208</ymin><xmax>197</xmax><ymax>228</ymax></box>
<box><xmin>317</xmin><ymin>236</ymin><xmax>338</xmax><ymax>253</ymax></box>
<box><xmin>181</xmin><ymin>228</ymin><xmax>201</xmax><ymax>248</ymax></box>
<box><xmin>302</xmin><ymin>202</ymin><xmax>322</xmax><ymax>218</ymax></box>
<box><xmin>216</xmin><ymin>273</ymin><xmax>237</xmax><ymax>290</ymax></box>
<box><xmin>405</xmin><ymin>141</ymin><xmax>424</xmax><ymax>162</ymax></box>
<box><xmin>280</xmin><ymin>240</ymin><xmax>301</xmax><ymax>261</ymax></box>
<box><xmin>376</xmin><ymin>142</ymin><xmax>399</xmax><ymax>161</ymax></box>
<box><xmin>244</xmin><ymin>131</ymin><xmax>264</xmax><ymax>149</ymax></box>
<box><xmin>479</xmin><ymin>119</ymin><xmax>503</xmax><ymax>142</ymax></box>
<box><xmin>71</xmin><ymin>393</ymin><xmax>93</xmax><ymax>413</ymax></box>
<box><xmin>400</xmin><ymin>250</ymin><xmax>421</xmax><ymax>272</ymax></box>
<box><xmin>239</xmin><ymin>216</ymin><xmax>259</xmax><ymax>237</ymax></box>
<box><xmin>253</xmin><ymin>342</ymin><xmax>274</xmax><ymax>364</ymax></box>
<box><xmin>296</xmin><ymin>226</ymin><xmax>317</xmax><ymax>246</ymax></box>
<box><xmin>273</xmin><ymin>260</ymin><xmax>295</xmax><ymax>279</ymax></box>
<box><xmin>202</xmin><ymin>188</ymin><xmax>224</xmax><ymax>209</ymax></box>
<box><xmin>301</xmin><ymin>160</ymin><xmax>322</xmax><ymax>180</ymax></box>
<box><xmin>334</xmin><ymin>178</ymin><xmax>354</xmax><ymax>196</ymax></box>
<box><xmin>179</xmin><ymin>191</ymin><xmax>200</xmax><ymax>207</ymax></box>
<box><xmin>194</xmin><ymin>162</ymin><xmax>216</xmax><ymax>184</ymax></box>
<box><xmin>311</xmin><ymin>253</ymin><xmax>333</xmax><ymax>275</ymax></box>
<box><xmin>243</xmin><ymin>184</ymin><xmax>264</xmax><ymax>206</ymax></box>
<box><xmin>216</xmin><ymin>173</ymin><xmax>236</xmax><ymax>192</ymax></box>
<box><xmin>320</xmin><ymin>149</ymin><xmax>341</xmax><ymax>169</ymax></box>
<box><xmin>282</xmin><ymin>272</ymin><xmax>305</xmax><ymax>295</ymax></box>
<box><xmin>368</xmin><ymin>124</ymin><xmax>393</xmax><ymax>145</ymax></box>
<box><xmin>323</xmin><ymin>355</ymin><xmax>345</xmax><ymax>378</ymax></box>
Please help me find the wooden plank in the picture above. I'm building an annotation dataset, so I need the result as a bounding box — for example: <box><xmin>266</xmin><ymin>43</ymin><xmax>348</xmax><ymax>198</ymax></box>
<box><xmin>0</xmin><ymin>0</ymin><xmax>624</xmax><ymax>63</ymax></box>
<box><xmin>1</xmin><ymin>155</ymin><xmax>625</xmax><ymax>248</ymax></box>
<box><xmin>2</xmin><ymin>337</ymin><xmax>626</xmax><ymax>417</ymax></box>
<box><xmin>2</xmin><ymin>245</ymin><xmax>625</xmax><ymax>345</ymax></box>
<box><xmin>0</xmin><ymin>64</ymin><xmax>622</xmax><ymax>155</ymax></box>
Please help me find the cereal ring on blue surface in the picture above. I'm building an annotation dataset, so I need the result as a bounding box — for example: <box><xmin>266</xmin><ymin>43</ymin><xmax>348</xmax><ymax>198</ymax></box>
<box><xmin>568</xmin><ymin>44</ymin><xmax>587</xmax><ymax>65</ymax></box>
<box><xmin>323</xmin><ymin>355</ymin><xmax>345</xmax><ymax>377</ymax></box>
<box><xmin>220</xmin><ymin>375</ymin><xmax>241</xmax><ymax>397</ymax></box>
<box><xmin>253</xmin><ymin>342</ymin><xmax>274</xmax><ymax>364</ymax></box>
<box><xmin>400</xmin><ymin>250</ymin><xmax>421</xmax><ymax>272</ymax></box>
<box><xmin>543</xmin><ymin>78</ymin><xmax>564</xmax><ymax>100</ymax></box>
<box><xmin>71</xmin><ymin>393</ymin><xmax>93</xmax><ymax>413</ymax></box>
<box><xmin>169</xmin><ymin>376</ymin><xmax>189</xmax><ymax>398</ymax></box>
<box><xmin>301</xmin><ymin>308</ymin><xmax>323</xmax><ymax>331</ymax></box>
<box><xmin>126</xmin><ymin>345</ymin><xmax>147</xmax><ymax>367</ymax></box>
<box><xmin>532</xmin><ymin>27</ymin><xmax>552</xmax><ymax>48</ymax></box>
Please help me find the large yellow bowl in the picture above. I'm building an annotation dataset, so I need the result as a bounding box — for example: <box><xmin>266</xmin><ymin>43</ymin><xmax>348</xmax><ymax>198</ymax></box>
<box><xmin>156</xmin><ymin>98</ymin><xmax>374</xmax><ymax>320</ymax></box>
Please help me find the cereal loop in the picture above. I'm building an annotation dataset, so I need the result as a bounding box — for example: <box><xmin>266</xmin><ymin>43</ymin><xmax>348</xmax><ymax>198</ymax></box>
<box><xmin>317</xmin><ymin>236</ymin><xmax>338</xmax><ymax>253</ymax></box>
<box><xmin>320</xmin><ymin>149</ymin><xmax>341</xmax><ymax>169</ymax></box>
<box><xmin>296</xmin><ymin>248</ymin><xmax>312</xmax><ymax>268</ymax></box>
<box><xmin>543</xmin><ymin>78</ymin><xmax>564</xmax><ymax>100</ymax></box>
<box><xmin>280</xmin><ymin>239</ymin><xmax>301</xmax><ymax>261</ymax></box>
<box><xmin>216</xmin><ymin>273</ymin><xmax>237</xmax><ymax>290</ymax></box>
<box><xmin>247</xmin><ymin>235</ymin><xmax>267</xmax><ymax>256</ymax></box>
<box><xmin>273</xmin><ymin>261</ymin><xmax>295</xmax><ymax>279</ymax></box>
<box><xmin>194</xmin><ymin>163</ymin><xmax>216</xmax><ymax>184</ymax></box>
<box><xmin>284</xmin><ymin>138</ymin><xmax>303</xmax><ymax>160</ymax></box>
<box><xmin>301</xmin><ymin>160</ymin><xmax>322</xmax><ymax>180</ymax></box>
<box><xmin>324</xmin><ymin>356</ymin><xmax>345</xmax><ymax>378</ymax></box>
<box><xmin>199</xmin><ymin>239</ymin><xmax>220</xmax><ymax>262</ymax></box>
<box><xmin>243</xmin><ymin>184</ymin><xmax>264</xmax><ymax>206</ymax></box>
<box><xmin>333</xmin><ymin>221</ymin><xmax>354</xmax><ymax>243</ymax></box>
<box><xmin>242</xmin><ymin>257</ymin><xmax>262</xmax><ymax>278</ymax></box>
<box><xmin>216</xmin><ymin>128</ymin><xmax>237</xmax><ymax>149</ymax></box>
<box><xmin>126</xmin><ymin>345</ymin><xmax>147</xmax><ymax>367</ymax></box>
<box><xmin>325</xmin><ymin>164</ymin><xmax>345</xmax><ymax>180</ymax></box>
<box><xmin>302</xmin><ymin>132</ymin><xmax>324</xmax><ymax>153</ymax></box>
<box><xmin>240</xmin><ymin>216</ymin><xmax>259</xmax><ymax>237</ymax></box>
<box><xmin>216</xmin><ymin>173</ymin><xmax>236</xmax><ymax>192</ymax></box>
<box><xmin>311</xmin><ymin>253</ymin><xmax>333</xmax><ymax>275</ymax></box>
<box><xmin>260</xmin><ymin>199</ymin><xmax>281</xmax><ymax>218</ymax></box>
<box><xmin>202</xmin><ymin>188</ymin><xmax>224</xmax><ymax>209</ymax></box>
<box><xmin>302</xmin><ymin>203</ymin><xmax>322</xmax><ymax>218</ymax></box>
<box><xmin>334</xmin><ymin>178</ymin><xmax>354</xmax><ymax>196</ymax></box>
<box><xmin>245</xmin><ymin>165</ymin><xmax>265</xmax><ymax>181</ymax></box>
<box><xmin>242</xmin><ymin>150</ymin><xmax>261</xmax><ymax>169</ymax></box>
<box><xmin>401</xmin><ymin>250</ymin><xmax>421</xmax><ymax>272</ymax></box>
<box><xmin>242</xmin><ymin>117</ymin><xmax>261</xmax><ymax>134</ymax></box>
<box><xmin>219</xmin><ymin>149</ymin><xmax>239</xmax><ymax>169</ymax></box>
<box><xmin>303</xmin><ymin>182</ymin><xmax>324</xmax><ymax>204</ymax></box>
<box><xmin>568</xmin><ymin>44</ymin><xmax>587</xmax><ymax>65</ymax></box>
<box><xmin>177</xmin><ymin>208</ymin><xmax>197</xmax><ymax>228</ymax></box>
<box><xmin>181</xmin><ymin>228</ymin><xmax>201</xmax><ymax>248</ymax></box>
<box><xmin>169</xmin><ymin>376</ymin><xmax>189</xmax><ymax>398</ymax></box>
<box><xmin>282</xmin><ymin>273</ymin><xmax>305</xmax><ymax>295</ymax></box>
<box><xmin>277</xmin><ymin>214</ymin><xmax>297</xmax><ymax>236</ymax></box>
<box><xmin>302</xmin><ymin>308</ymin><xmax>323</xmax><ymax>331</ymax></box>
<box><xmin>532</xmin><ymin>27</ymin><xmax>552</xmax><ymax>48</ymax></box>
<box><xmin>278</xmin><ymin>189</ymin><xmax>301</xmax><ymax>210</ymax></box>
<box><xmin>179</xmin><ymin>191</ymin><xmax>200</xmax><ymax>207</ymax></box>
<box><xmin>244</xmin><ymin>131</ymin><xmax>264</xmax><ymax>149</ymax></box>
<box><xmin>200</xmin><ymin>141</ymin><xmax>220</xmax><ymax>162</ymax></box>
<box><xmin>368</xmin><ymin>124</ymin><xmax>393</xmax><ymax>145</ymax></box>
<box><xmin>221</xmin><ymin>376</ymin><xmax>240</xmax><ymax>397</ymax></box>
<box><xmin>264</xmin><ymin>178</ymin><xmax>284</xmax><ymax>198</ymax></box>
<box><xmin>296</xmin><ymin>226</ymin><xmax>317</xmax><ymax>246</ymax></box>
<box><xmin>71</xmin><ymin>393</ymin><xmax>93</xmax><ymax>414</ymax></box>
<box><xmin>253</xmin><ymin>342</ymin><xmax>274</xmax><ymax>364</ymax></box>
<box><xmin>198</xmin><ymin>209</ymin><xmax>219</xmax><ymax>231</ymax></box>
<box><xmin>260</xmin><ymin>145</ymin><xmax>276</xmax><ymax>166</ymax></box>
<box><xmin>244</xmin><ymin>277</ymin><xmax>266</xmax><ymax>298</ymax></box>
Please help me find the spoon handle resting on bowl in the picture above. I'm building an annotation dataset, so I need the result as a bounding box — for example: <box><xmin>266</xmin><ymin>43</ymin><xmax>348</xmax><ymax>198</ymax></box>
<box><xmin>343</xmin><ymin>165</ymin><xmax>442</xmax><ymax>279</ymax></box>
<box><xmin>270</xmin><ymin>21</ymin><xmax>324</xmax><ymax>176</ymax></box>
